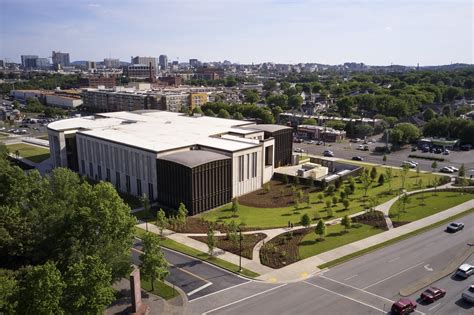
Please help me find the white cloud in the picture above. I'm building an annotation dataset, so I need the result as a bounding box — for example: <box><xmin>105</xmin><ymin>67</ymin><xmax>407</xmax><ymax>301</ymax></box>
<box><xmin>385</xmin><ymin>26</ymin><xmax>393</xmax><ymax>31</ymax></box>
<box><xmin>88</xmin><ymin>3</ymin><xmax>101</xmax><ymax>7</ymax></box>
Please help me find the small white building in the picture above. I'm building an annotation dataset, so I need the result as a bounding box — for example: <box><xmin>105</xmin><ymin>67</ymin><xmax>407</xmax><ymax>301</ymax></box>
<box><xmin>45</xmin><ymin>95</ymin><xmax>83</xmax><ymax>108</ymax></box>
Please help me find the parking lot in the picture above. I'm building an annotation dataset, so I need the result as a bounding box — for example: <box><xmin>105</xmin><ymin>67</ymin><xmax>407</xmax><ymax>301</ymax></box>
<box><xmin>293</xmin><ymin>138</ymin><xmax>474</xmax><ymax>175</ymax></box>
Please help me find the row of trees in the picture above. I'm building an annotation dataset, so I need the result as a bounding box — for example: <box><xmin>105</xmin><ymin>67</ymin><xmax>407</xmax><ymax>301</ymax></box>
<box><xmin>0</xmin><ymin>146</ymin><xmax>136</xmax><ymax>314</ymax></box>
<box><xmin>423</xmin><ymin>117</ymin><xmax>474</xmax><ymax>145</ymax></box>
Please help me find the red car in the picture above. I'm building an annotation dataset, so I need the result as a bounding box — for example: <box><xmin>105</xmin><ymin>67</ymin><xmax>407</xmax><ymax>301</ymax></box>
<box><xmin>391</xmin><ymin>299</ymin><xmax>417</xmax><ymax>314</ymax></box>
<box><xmin>420</xmin><ymin>287</ymin><xmax>446</xmax><ymax>303</ymax></box>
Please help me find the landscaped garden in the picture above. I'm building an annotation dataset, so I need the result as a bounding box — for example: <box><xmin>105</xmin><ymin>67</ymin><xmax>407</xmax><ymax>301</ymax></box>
<box><xmin>199</xmin><ymin>165</ymin><xmax>447</xmax><ymax>229</ymax></box>
<box><xmin>389</xmin><ymin>190</ymin><xmax>474</xmax><ymax>225</ymax></box>
<box><xmin>134</xmin><ymin>227</ymin><xmax>260</xmax><ymax>278</ymax></box>
<box><xmin>6</xmin><ymin>143</ymin><xmax>50</xmax><ymax>163</ymax></box>
<box><xmin>190</xmin><ymin>232</ymin><xmax>266</xmax><ymax>259</ymax></box>
<box><xmin>260</xmin><ymin>211</ymin><xmax>387</xmax><ymax>268</ymax></box>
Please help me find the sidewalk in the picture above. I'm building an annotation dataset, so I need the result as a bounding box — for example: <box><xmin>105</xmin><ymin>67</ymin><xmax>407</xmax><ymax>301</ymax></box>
<box><xmin>256</xmin><ymin>199</ymin><xmax>474</xmax><ymax>283</ymax></box>
<box><xmin>136</xmin><ymin>222</ymin><xmax>274</xmax><ymax>275</ymax></box>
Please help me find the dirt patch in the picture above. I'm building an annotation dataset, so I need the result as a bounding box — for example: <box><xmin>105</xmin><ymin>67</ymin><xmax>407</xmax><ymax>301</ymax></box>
<box><xmin>191</xmin><ymin>233</ymin><xmax>266</xmax><ymax>259</ymax></box>
<box><xmin>260</xmin><ymin>228</ymin><xmax>310</xmax><ymax>268</ymax></box>
<box><xmin>352</xmin><ymin>211</ymin><xmax>388</xmax><ymax>231</ymax></box>
<box><xmin>239</xmin><ymin>180</ymin><xmax>320</xmax><ymax>208</ymax></box>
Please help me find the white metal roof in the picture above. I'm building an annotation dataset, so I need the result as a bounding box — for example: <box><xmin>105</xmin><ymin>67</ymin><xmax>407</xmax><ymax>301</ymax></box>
<box><xmin>48</xmin><ymin>111</ymin><xmax>261</xmax><ymax>153</ymax></box>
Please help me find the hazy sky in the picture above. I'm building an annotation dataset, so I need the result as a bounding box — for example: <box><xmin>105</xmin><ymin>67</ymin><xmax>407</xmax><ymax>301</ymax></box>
<box><xmin>0</xmin><ymin>0</ymin><xmax>472</xmax><ymax>66</ymax></box>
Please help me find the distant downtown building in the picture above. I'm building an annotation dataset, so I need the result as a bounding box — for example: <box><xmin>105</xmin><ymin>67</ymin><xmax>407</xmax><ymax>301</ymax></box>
<box><xmin>52</xmin><ymin>51</ymin><xmax>70</xmax><ymax>68</ymax></box>
<box><xmin>21</xmin><ymin>55</ymin><xmax>38</xmax><ymax>69</ymax></box>
<box><xmin>47</xmin><ymin>111</ymin><xmax>293</xmax><ymax>214</ymax></box>
<box><xmin>159</xmin><ymin>55</ymin><xmax>168</xmax><ymax>70</ymax></box>
<box><xmin>104</xmin><ymin>58</ymin><xmax>120</xmax><ymax>68</ymax></box>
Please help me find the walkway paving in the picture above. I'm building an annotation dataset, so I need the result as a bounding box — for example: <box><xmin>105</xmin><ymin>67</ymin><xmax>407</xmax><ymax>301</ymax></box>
<box><xmin>256</xmin><ymin>198</ymin><xmax>474</xmax><ymax>283</ymax></box>
<box><xmin>133</xmin><ymin>176</ymin><xmax>472</xmax><ymax>283</ymax></box>
<box><xmin>136</xmin><ymin>222</ymin><xmax>274</xmax><ymax>275</ymax></box>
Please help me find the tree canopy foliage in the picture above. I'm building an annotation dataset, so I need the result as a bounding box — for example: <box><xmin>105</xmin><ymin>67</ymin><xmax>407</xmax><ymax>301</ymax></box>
<box><xmin>0</xmin><ymin>154</ymin><xmax>136</xmax><ymax>313</ymax></box>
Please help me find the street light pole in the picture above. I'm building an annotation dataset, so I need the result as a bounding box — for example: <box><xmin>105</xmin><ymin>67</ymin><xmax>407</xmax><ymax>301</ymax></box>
<box><xmin>239</xmin><ymin>229</ymin><xmax>242</xmax><ymax>272</ymax></box>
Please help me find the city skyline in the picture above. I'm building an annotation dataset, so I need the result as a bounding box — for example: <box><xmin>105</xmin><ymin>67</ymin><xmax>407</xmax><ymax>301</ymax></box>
<box><xmin>0</xmin><ymin>0</ymin><xmax>472</xmax><ymax>66</ymax></box>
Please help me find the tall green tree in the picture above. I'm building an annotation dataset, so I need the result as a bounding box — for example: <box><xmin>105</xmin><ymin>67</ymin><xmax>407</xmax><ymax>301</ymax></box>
<box><xmin>18</xmin><ymin>262</ymin><xmax>65</xmax><ymax>315</ymax></box>
<box><xmin>156</xmin><ymin>208</ymin><xmax>168</xmax><ymax>237</ymax></box>
<box><xmin>139</xmin><ymin>233</ymin><xmax>169</xmax><ymax>292</ymax></box>
<box><xmin>314</xmin><ymin>220</ymin><xmax>326</xmax><ymax>240</ymax></box>
<box><xmin>207</xmin><ymin>228</ymin><xmax>217</xmax><ymax>256</ymax></box>
<box><xmin>0</xmin><ymin>269</ymin><xmax>18</xmax><ymax>314</ymax></box>
<box><xmin>177</xmin><ymin>202</ymin><xmax>188</xmax><ymax>229</ymax></box>
<box><xmin>231</xmin><ymin>197</ymin><xmax>239</xmax><ymax>217</ymax></box>
<box><xmin>301</xmin><ymin>213</ymin><xmax>311</xmax><ymax>228</ymax></box>
<box><xmin>63</xmin><ymin>256</ymin><xmax>115</xmax><ymax>315</ymax></box>
<box><xmin>341</xmin><ymin>215</ymin><xmax>352</xmax><ymax>231</ymax></box>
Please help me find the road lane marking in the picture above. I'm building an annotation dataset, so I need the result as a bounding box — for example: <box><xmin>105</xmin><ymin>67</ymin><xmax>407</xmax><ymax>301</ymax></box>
<box><xmin>363</xmin><ymin>262</ymin><xmax>425</xmax><ymax>289</ymax></box>
<box><xmin>423</xmin><ymin>264</ymin><xmax>433</xmax><ymax>271</ymax></box>
<box><xmin>133</xmin><ymin>247</ymin><xmax>210</xmax><ymax>284</ymax></box>
<box><xmin>201</xmin><ymin>283</ymin><xmax>288</xmax><ymax>314</ymax></box>
<box><xmin>189</xmin><ymin>281</ymin><xmax>251</xmax><ymax>302</ymax></box>
<box><xmin>344</xmin><ymin>274</ymin><xmax>359</xmax><ymax>281</ymax></box>
<box><xmin>388</xmin><ymin>257</ymin><xmax>400</xmax><ymax>262</ymax></box>
<box><xmin>188</xmin><ymin>282</ymin><xmax>213</xmax><ymax>296</ymax></box>
<box><xmin>317</xmin><ymin>275</ymin><xmax>393</xmax><ymax>303</ymax></box>
<box><xmin>428</xmin><ymin>302</ymin><xmax>441</xmax><ymax>310</ymax></box>
<box><xmin>303</xmin><ymin>281</ymin><xmax>385</xmax><ymax>313</ymax></box>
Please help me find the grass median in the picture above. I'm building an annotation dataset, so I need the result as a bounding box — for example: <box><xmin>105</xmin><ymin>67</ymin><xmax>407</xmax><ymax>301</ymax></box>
<box><xmin>134</xmin><ymin>227</ymin><xmax>259</xmax><ymax>278</ymax></box>
<box><xmin>389</xmin><ymin>191</ymin><xmax>474</xmax><ymax>223</ymax></box>
<box><xmin>317</xmin><ymin>208</ymin><xmax>474</xmax><ymax>270</ymax></box>
<box><xmin>140</xmin><ymin>278</ymin><xmax>180</xmax><ymax>300</ymax></box>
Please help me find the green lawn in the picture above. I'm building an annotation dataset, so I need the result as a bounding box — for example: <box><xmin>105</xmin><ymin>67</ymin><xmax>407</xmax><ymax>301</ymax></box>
<box><xmin>389</xmin><ymin>191</ymin><xmax>474</xmax><ymax>222</ymax></box>
<box><xmin>299</xmin><ymin>223</ymin><xmax>384</xmax><ymax>260</ymax></box>
<box><xmin>6</xmin><ymin>143</ymin><xmax>50</xmax><ymax>163</ymax></box>
<box><xmin>318</xmin><ymin>208</ymin><xmax>474</xmax><ymax>269</ymax></box>
<box><xmin>199</xmin><ymin>164</ymin><xmax>445</xmax><ymax>229</ymax></box>
<box><xmin>134</xmin><ymin>227</ymin><xmax>259</xmax><ymax>278</ymax></box>
<box><xmin>141</xmin><ymin>278</ymin><xmax>179</xmax><ymax>300</ymax></box>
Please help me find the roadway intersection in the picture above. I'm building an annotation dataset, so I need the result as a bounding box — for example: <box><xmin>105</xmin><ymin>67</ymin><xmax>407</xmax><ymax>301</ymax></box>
<box><xmin>184</xmin><ymin>211</ymin><xmax>474</xmax><ymax>314</ymax></box>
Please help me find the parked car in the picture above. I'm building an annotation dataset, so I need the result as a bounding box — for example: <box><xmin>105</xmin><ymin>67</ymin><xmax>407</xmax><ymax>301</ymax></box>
<box><xmin>420</xmin><ymin>287</ymin><xmax>446</xmax><ymax>303</ymax></box>
<box><xmin>443</xmin><ymin>149</ymin><xmax>450</xmax><ymax>155</ymax></box>
<box><xmin>462</xmin><ymin>284</ymin><xmax>474</xmax><ymax>303</ymax></box>
<box><xmin>446</xmin><ymin>222</ymin><xmax>464</xmax><ymax>232</ymax></box>
<box><xmin>446</xmin><ymin>166</ymin><xmax>459</xmax><ymax>172</ymax></box>
<box><xmin>316</xmin><ymin>140</ymin><xmax>323</xmax><ymax>145</ymax></box>
<box><xmin>323</xmin><ymin>150</ymin><xmax>334</xmax><ymax>157</ymax></box>
<box><xmin>307</xmin><ymin>140</ymin><xmax>315</xmax><ymax>144</ymax></box>
<box><xmin>391</xmin><ymin>299</ymin><xmax>417</xmax><ymax>314</ymax></box>
<box><xmin>352</xmin><ymin>156</ymin><xmax>363</xmax><ymax>161</ymax></box>
<box><xmin>440</xmin><ymin>166</ymin><xmax>454</xmax><ymax>173</ymax></box>
<box><xmin>401</xmin><ymin>161</ymin><xmax>417</xmax><ymax>168</ymax></box>
<box><xmin>408</xmin><ymin>160</ymin><xmax>419</xmax><ymax>166</ymax></box>
<box><xmin>456</xmin><ymin>264</ymin><xmax>474</xmax><ymax>279</ymax></box>
<box><xmin>422</xmin><ymin>147</ymin><xmax>430</xmax><ymax>153</ymax></box>
<box><xmin>461</xmin><ymin>144</ymin><xmax>472</xmax><ymax>151</ymax></box>
<box><xmin>294</xmin><ymin>148</ymin><xmax>304</xmax><ymax>153</ymax></box>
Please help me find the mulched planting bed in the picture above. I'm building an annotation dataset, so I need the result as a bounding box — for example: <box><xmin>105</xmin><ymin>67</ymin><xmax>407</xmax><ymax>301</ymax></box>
<box><xmin>392</xmin><ymin>221</ymin><xmax>411</xmax><ymax>228</ymax></box>
<box><xmin>239</xmin><ymin>180</ymin><xmax>320</xmax><ymax>208</ymax></box>
<box><xmin>173</xmin><ymin>217</ymin><xmax>228</xmax><ymax>233</ymax></box>
<box><xmin>260</xmin><ymin>228</ymin><xmax>309</xmax><ymax>268</ymax></box>
<box><xmin>191</xmin><ymin>233</ymin><xmax>267</xmax><ymax>259</ymax></box>
<box><xmin>352</xmin><ymin>211</ymin><xmax>388</xmax><ymax>231</ymax></box>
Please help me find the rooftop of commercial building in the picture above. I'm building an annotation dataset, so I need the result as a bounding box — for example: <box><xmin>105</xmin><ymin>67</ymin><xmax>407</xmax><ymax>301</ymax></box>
<box><xmin>48</xmin><ymin>110</ymin><xmax>267</xmax><ymax>153</ymax></box>
<box><xmin>157</xmin><ymin>150</ymin><xmax>230</xmax><ymax>168</ymax></box>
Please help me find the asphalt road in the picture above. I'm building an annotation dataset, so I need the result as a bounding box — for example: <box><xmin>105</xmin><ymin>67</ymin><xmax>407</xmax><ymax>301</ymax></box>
<box><xmin>132</xmin><ymin>239</ymin><xmax>248</xmax><ymax>301</ymax></box>
<box><xmin>295</xmin><ymin>141</ymin><xmax>474</xmax><ymax>175</ymax></box>
<box><xmin>187</xmin><ymin>211</ymin><xmax>474</xmax><ymax>314</ymax></box>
